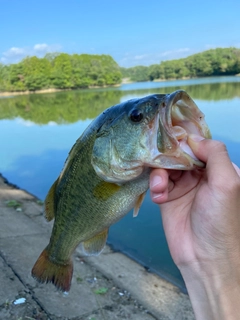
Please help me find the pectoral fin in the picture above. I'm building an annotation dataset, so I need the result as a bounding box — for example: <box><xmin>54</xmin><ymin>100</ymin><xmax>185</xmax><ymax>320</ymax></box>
<box><xmin>44</xmin><ymin>178</ymin><xmax>59</xmax><ymax>221</ymax></box>
<box><xmin>82</xmin><ymin>229</ymin><xmax>108</xmax><ymax>256</ymax></box>
<box><xmin>93</xmin><ymin>181</ymin><xmax>120</xmax><ymax>201</ymax></box>
<box><xmin>133</xmin><ymin>192</ymin><xmax>146</xmax><ymax>218</ymax></box>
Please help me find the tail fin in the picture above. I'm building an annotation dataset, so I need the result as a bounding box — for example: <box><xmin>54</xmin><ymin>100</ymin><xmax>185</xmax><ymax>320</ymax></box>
<box><xmin>31</xmin><ymin>249</ymin><xmax>73</xmax><ymax>292</ymax></box>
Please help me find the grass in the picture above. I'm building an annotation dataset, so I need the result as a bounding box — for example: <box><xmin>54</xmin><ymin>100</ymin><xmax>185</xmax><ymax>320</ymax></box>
<box><xmin>93</xmin><ymin>287</ymin><xmax>108</xmax><ymax>295</ymax></box>
<box><xmin>5</xmin><ymin>200</ymin><xmax>22</xmax><ymax>208</ymax></box>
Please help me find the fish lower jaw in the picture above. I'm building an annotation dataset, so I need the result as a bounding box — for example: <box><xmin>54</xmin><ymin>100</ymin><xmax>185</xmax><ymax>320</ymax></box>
<box><xmin>175</xmin><ymin>141</ymin><xmax>206</xmax><ymax>168</ymax></box>
<box><xmin>177</xmin><ymin>138</ymin><xmax>205</xmax><ymax>168</ymax></box>
<box><xmin>178</xmin><ymin>138</ymin><xmax>198</xmax><ymax>159</ymax></box>
<box><xmin>151</xmin><ymin>146</ymin><xmax>204</xmax><ymax>170</ymax></box>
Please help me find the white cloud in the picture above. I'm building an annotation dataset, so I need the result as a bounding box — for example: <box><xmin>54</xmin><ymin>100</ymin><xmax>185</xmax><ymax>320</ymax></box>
<box><xmin>160</xmin><ymin>48</ymin><xmax>190</xmax><ymax>58</ymax></box>
<box><xmin>48</xmin><ymin>121</ymin><xmax>57</xmax><ymax>126</ymax></box>
<box><xmin>16</xmin><ymin>118</ymin><xmax>35</xmax><ymax>127</ymax></box>
<box><xmin>4</xmin><ymin>47</ymin><xmax>26</xmax><ymax>57</ymax></box>
<box><xmin>134</xmin><ymin>54</ymin><xmax>148</xmax><ymax>60</ymax></box>
<box><xmin>33</xmin><ymin>43</ymin><xmax>62</xmax><ymax>53</ymax></box>
<box><xmin>1</xmin><ymin>43</ymin><xmax>62</xmax><ymax>64</ymax></box>
<box><xmin>33</xmin><ymin>43</ymin><xmax>49</xmax><ymax>51</ymax></box>
<box><xmin>119</xmin><ymin>48</ymin><xmax>192</xmax><ymax>67</ymax></box>
<box><xmin>120</xmin><ymin>53</ymin><xmax>159</xmax><ymax>67</ymax></box>
<box><xmin>2</xmin><ymin>47</ymin><xmax>27</xmax><ymax>63</ymax></box>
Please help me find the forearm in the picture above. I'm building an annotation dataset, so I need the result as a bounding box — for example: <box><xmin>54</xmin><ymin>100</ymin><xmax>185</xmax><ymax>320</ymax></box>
<box><xmin>180</xmin><ymin>260</ymin><xmax>240</xmax><ymax>320</ymax></box>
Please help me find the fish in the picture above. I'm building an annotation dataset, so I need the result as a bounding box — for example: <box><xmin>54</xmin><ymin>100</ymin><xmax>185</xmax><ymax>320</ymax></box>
<box><xmin>31</xmin><ymin>90</ymin><xmax>211</xmax><ymax>292</ymax></box>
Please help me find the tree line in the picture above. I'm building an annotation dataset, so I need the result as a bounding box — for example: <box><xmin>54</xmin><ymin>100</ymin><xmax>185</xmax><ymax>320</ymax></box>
<box><xmin>0</xmin><ymin>48</ymin><xmax>240</xmax><ymax>92</ymax></box>
<box><xmin>0</xmin><ymin>53</ymin><xmax>122</xmax><ymax>92</ymax></box>
<box><xmin>121</xmin><ymin>47</ymin><xmax>240</xmax><ymax>81</ymax></box>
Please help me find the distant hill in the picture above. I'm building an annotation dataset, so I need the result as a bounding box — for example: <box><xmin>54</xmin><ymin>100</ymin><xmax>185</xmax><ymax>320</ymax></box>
<box><xmin>120</xmin><ymin>47</ymin><xmax>240</xmax><ymax>82</ymax></box>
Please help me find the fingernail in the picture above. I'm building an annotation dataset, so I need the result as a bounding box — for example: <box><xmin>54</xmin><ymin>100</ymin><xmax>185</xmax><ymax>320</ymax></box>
<box><xmin>152</xmin><ymin>192</ymin><xmax>163</xmax><ymax>199</ymax></box>
<box><xmin>188</xmin><ymin>134</ymin><xmax>205</xmax><ymax>142</ymax></box>
<box><xmin>150</xmin><ymin>175</ymin><xmax>162</xmax><ymax>189</ymax></box>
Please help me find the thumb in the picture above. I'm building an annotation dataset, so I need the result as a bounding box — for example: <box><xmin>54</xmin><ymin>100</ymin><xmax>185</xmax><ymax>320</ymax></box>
<box><xmin>188</xmin><ymin>134</ymin><xmax>236</xmax><ymax>179</ymax></box>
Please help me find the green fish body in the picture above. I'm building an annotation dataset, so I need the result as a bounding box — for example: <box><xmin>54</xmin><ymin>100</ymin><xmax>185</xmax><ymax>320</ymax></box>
<box><xmin>32</xmin><ymin>90</ymin><xmax>211</xmax><ymax>291</ymax></box>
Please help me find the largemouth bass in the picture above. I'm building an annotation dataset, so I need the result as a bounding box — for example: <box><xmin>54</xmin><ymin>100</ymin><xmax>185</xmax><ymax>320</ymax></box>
<box><xmin>32</xmin><ymin>90</ymin><xmax>211</xmax><ymax>291</ymax></box>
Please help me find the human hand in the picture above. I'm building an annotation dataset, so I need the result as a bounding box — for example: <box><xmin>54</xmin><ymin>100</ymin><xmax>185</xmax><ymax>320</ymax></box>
<box><xmin>150</xmin><ymin>135</ymin><xmax>240</xmax><ymax>319</ymax></box>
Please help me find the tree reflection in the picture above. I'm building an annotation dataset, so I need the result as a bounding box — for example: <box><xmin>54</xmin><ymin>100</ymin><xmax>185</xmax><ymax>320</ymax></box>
<box><xmin>0</xmin><ymin>81</ymin><xmax>239</xmax><ymax>124</ymax></box>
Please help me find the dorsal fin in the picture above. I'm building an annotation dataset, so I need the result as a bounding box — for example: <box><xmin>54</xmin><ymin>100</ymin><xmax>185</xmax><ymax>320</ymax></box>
<box><xmin>82</xmin><ymin>229</ymin><xmax>108</xmax><ymax>256</ymax></box>
<box><xmin>133</xmin><ymin>192</ymin><xmax>146</xmax><ymax>218</ymax></box>
<box><xmin>44</xmin><ymin>178</ymin><xmax>59</xmax><ymax>221</ymax></box>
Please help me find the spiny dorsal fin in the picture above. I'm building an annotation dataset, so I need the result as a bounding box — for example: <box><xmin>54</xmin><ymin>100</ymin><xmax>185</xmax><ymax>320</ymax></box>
<box><xmin>133</xmin><ymin>192</ymin><xmax>146</xmax><ymax>218</ymax></box>
<box><xmin>44</xmin><ymin>178</ymin><xmax>59</xmax><ymax>221</ymax></box>
<box><xmin>82</xmin><ymin>229</ymin><xmax>108</xmax><ymax>256</ymax></box>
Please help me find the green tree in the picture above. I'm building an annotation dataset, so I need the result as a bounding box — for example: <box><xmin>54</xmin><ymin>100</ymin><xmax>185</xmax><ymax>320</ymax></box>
<box><xmin>22</xmin><ymin>56</ymin><xmax>51</xmax><ymax>90</ymax></box>
<box><xmin>51</xmin><ymin>53</ymin><xmax>72</xmax><ymax>88</ymax></box>
<box><xmin>148</xmin><ymin>64</ymin><xmax>164</xmax><ymax>80</ymax></box>
<box><xmin>9</xmin><ymin>63</ymin><xmax>26</xmax><ymax>91</ymax></box>
<box><xmin>0</xmin><ymin>64</ymin><xmax>11</xmax><ymax>91</ymax></box>
<box><xmin>122</xmin><ymin>47</ymin><xmax>240</xmax><ymax>82</ymax></box>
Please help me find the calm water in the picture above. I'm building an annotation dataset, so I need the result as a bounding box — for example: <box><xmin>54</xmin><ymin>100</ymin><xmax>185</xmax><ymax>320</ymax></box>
<box><xmin>1</xmin><ymin>76</ymin><xmax>240</xmax><ymax>290</ymax></box>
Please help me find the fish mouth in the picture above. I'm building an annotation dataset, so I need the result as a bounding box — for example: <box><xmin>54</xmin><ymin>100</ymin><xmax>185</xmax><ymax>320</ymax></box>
<box><xmin>157</xmin><ymin>90</ymin><xmax>211</xmax><ymax>169</ymax></box>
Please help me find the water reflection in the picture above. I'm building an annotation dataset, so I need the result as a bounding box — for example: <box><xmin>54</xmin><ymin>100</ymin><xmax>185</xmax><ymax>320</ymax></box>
<box><xmin>0</xmin><ymin>77</ymin><xmax>240</xmax><ymax>290</ymax></box>
<box><xmin>0</xmin><ymin>79</ymin><xmax>240</xmax><ymax>124</ymax></box>
<box><xmin>120</xmin><ymin>81</ymin><xmax>240</xmax><ymax>102</ymax></box>
<box><xmin>3</xmin><ymin>148</ymin><xmax>69</xmax><ymax>200</ymax></box>
<box><xmin>0</xmin><ymin>90</ymin><xmax>122</xmax><ymax>124</ymax></box>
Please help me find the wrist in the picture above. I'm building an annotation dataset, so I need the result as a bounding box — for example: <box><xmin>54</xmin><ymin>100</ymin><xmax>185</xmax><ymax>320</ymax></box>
<box><xmin>180</xmin><ymin>259</ymin><xmax>240</xmax><ymax>320</ymax></box>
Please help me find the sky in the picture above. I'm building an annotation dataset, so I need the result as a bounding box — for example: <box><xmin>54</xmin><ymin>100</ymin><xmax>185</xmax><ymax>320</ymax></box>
<box><xmin>0</xmin><ymin>0</ymin><xmax>240</xmax><ymax>67</ymax></box>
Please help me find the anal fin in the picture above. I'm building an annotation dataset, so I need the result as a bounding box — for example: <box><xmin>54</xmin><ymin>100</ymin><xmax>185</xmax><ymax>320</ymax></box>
<box><xmin>133</xmin><ymin>192</ymin><xmax>146</xmax><ymax>218</ymax></box>
<box><xmin>44</xmin><ymin>178</ymin><xmax>59</xmax><ymax>221</ymax></box>
<box><xmin>82</xmin><ymin>229</ymin><xmax>108</xmax><ymax>256</ymax></box>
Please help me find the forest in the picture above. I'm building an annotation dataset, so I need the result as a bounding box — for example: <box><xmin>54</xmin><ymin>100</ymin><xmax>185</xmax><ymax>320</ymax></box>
<box><xmin>0</xmin><ymin>53</ymin><xmax>122</xmax><ymax>92</ymax></box>
<box><xmin>0</xmin><ymin>47</ymin><xmax>240</xmax><ymax>92</ymax></box>
<box><xmin>121</xmin><ymin>47</ymin><xmax>240</xmax><ymax>81</ymax></box>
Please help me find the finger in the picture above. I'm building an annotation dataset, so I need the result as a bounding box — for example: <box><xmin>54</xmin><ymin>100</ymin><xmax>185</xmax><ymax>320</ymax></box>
<box><xmin>150</xmin><ymin>169</ymin><xmax>169</xmax><ymax>204</ymax></box>
<box><xmin>150</xmin><ymin>169</ymin><xmax>169</xmax><ymax>193</ymax></box>
<box><xmin>160</xmin><ymin>170</ymin><xmax>201</xmax><ymax>204</ymax></box>
<box><xmin>232</xmin><ymin>163</ymin><xmax>240</xmax><ymax>177</ymax></box>
<box><xmin>169</xmin><ymin>170</ymin><xmax>183</xmax><ymax>182</ymax></box>
<box><xmin>188</xmin><ymin>135</ymin><xmax>237</xmax><ymax>183</ymax></box>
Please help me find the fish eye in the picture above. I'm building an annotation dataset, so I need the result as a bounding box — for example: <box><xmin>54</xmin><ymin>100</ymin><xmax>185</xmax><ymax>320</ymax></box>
<box><xmin>129</xmin><ymin>109</ymin><xmax>143</xmax><ymax>122</ymax></box>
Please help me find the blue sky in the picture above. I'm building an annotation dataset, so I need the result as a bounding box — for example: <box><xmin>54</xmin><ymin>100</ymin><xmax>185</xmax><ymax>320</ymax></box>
<box><xmin>1</xmin><ymin>0</ymin><xmax>239</xmax><ymax>67</ymax></box>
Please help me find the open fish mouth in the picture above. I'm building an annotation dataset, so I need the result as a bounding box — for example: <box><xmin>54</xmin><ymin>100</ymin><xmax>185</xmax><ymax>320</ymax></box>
<box><xmin>157</xmin><ymin>90</ymin><xmax>211</xmax><ymax>168</ymax></box>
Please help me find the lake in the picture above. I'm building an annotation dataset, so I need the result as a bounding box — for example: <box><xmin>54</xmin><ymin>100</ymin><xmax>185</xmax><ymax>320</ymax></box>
<box><xmin>1</xmin><ymin>76</ymin><xmax>240</xmax><ymax>291</ymax></box>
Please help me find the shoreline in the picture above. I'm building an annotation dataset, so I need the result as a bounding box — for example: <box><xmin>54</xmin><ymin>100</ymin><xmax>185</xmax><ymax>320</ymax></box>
<box><xmin>0</xmin><ymin>88</ymin><xmax>69</xmax><ymax>97</ymax></box>
<box><xmin>0</xmin><ymin>83</ymin><xmax>121</xmax><ymax>98</ymax></box>
<box><xmin>1</xmin><ymin>74</ymin><xmax>239</xmax><ymax>98</ymax></box>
